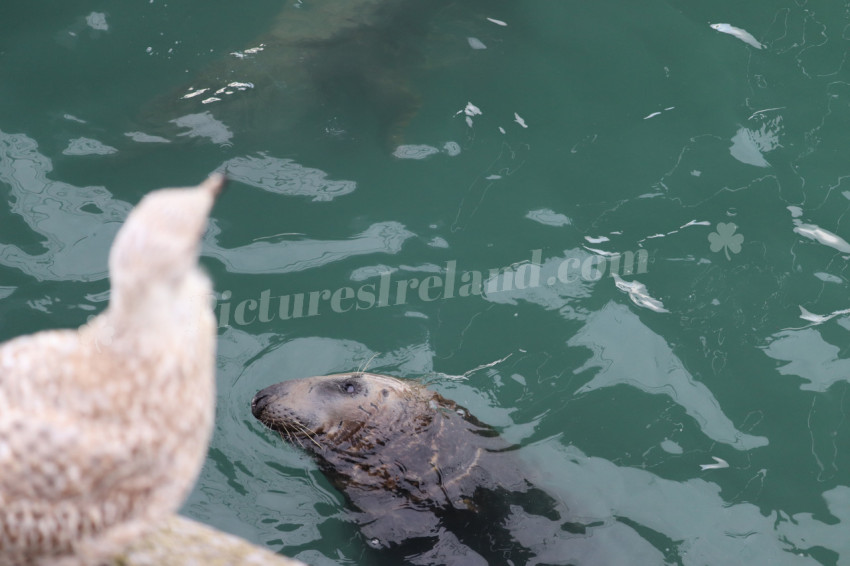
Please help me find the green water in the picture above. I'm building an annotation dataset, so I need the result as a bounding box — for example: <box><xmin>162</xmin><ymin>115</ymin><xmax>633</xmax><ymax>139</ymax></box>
<box><xmin>3</xmin><ymin>0</ymin><xmax>850</xmax><ymax>563</ymax></box>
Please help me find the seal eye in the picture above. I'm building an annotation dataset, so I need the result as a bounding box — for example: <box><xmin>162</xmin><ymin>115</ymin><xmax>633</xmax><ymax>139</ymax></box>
<box><xmin>342</xmin><ymin>381</ymin><xmax>357</xmax><ymax>394</ymax></box>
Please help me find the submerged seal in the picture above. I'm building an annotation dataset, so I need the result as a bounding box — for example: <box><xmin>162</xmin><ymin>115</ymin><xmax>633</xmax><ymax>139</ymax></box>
<box><xmin>251</xmin><ymin>372</ymin><xmax>562</xmax><ymax>564</ymax></box>
<box><xmin>142</xmin><ymin>0</ymin><xmax>440</xmax><ymax>146</ymax></box>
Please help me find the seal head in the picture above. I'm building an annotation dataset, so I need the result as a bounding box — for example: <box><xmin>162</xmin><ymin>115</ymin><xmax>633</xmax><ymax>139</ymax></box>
<box><xmin>252</xmin><ymin>372</ymin><xmax>433</xmax><ymax>451</ymax></box>
<box><xmin>252</xmin><ymin>372</ymin><xmax>541</xmax><ymax>554</ymax></box>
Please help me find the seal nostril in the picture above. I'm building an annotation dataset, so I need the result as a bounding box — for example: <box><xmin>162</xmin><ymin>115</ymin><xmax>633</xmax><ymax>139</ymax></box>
<box><xmin>251</xmin><ymin>393</ymin><xmax>269</xmax><ymax>417</ymax></box>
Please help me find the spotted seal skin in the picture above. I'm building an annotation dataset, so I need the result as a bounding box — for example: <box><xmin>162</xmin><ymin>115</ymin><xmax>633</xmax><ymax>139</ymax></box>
<box><xmin>251</xmin><ymin>372</ymin><xmax>561</xmax><ymax>565</ymax></box>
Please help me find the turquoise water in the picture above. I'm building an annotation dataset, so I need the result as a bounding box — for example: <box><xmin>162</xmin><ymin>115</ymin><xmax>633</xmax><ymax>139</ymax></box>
<box><xmin>3</xmin><ymin>0</ymin><xmax>850</xmax><ymax>563</ymax></box>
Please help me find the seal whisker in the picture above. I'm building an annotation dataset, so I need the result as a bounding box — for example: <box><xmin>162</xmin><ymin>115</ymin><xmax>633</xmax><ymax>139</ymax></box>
<box><xmin>358</xmin><ymin>352</ymin><xmax>380</xmax><ymax>374</ymax></box>
<box><xmin>293</xmin><ymin>421</ymin><xmax>323</xmax><ymax>451</ymax></box>
<box><xmin>283</xmin><ymin>424</ymin><xmax>305</xmax><ymax>449</ymax></box>
<box><xmin>277</xmin><ymin>427</ymin><xmax>300</xmax><ymax>444</ymax></box>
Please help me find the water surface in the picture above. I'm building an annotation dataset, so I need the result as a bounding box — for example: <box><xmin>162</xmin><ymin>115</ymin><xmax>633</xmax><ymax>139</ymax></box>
<box><xmin>2</xmin><ymin>0</ymin><xmax>850</xmax><ymax>564</ymax></box>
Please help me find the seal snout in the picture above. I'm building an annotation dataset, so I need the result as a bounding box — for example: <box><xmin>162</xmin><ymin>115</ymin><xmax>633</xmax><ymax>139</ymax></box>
<box><xmin>250</xmin><ymin>393</ymin><xmax>269</xmax><ymax>418</ymax></box>
<box><xmin>251</xmin><ymin>383</ymin><xmax>290</xmax><ymax>419</ymax></box>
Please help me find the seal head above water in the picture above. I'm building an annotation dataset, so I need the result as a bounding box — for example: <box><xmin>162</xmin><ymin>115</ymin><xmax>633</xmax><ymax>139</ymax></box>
<box><xmin>252</xmin><ymin>372</ymin><xmax>560</xmax><ymax>564</ymax></box>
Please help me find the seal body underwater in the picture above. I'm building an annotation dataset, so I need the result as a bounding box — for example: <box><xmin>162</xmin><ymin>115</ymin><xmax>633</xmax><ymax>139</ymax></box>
<box><xmin>140</xmin><ymin>0</ymin><xmax>445</xmax><ymax>147</ymax></box>
<box><xmin>251</xmin><ymin>372</ymin><xmax>565</xmax><ymax>565</ymax></box>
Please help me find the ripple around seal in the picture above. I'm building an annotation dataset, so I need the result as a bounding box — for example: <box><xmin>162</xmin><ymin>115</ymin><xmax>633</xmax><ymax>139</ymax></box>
<box><xmin>214</xmin><ymin>330</ymin><xmax>437</xmax><ymax>552</ymax></box>
<box><xmin>221</xmin><ymin>154</ymin><xmax>356</xmax><ymax>202</ymax></box>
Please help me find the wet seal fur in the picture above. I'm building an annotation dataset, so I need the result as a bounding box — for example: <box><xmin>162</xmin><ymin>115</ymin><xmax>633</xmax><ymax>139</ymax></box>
<box><xmin>251</xmin><ymin>372</ymin><xmax>564</xmax><ymax>565</ymax></box>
